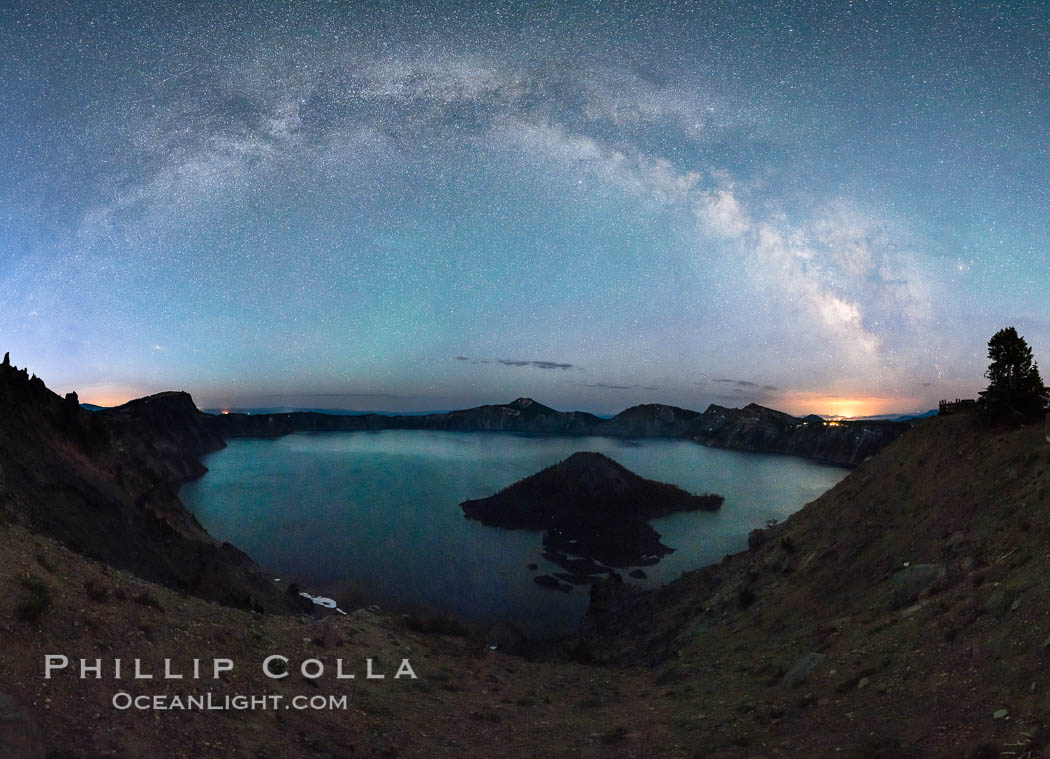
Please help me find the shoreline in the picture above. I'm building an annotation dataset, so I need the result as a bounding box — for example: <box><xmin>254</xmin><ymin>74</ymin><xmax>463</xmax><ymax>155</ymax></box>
<box><xmin>179</xmin><ymin>431</ymin><xmax>849</xmax><ymax>645</ymax></box>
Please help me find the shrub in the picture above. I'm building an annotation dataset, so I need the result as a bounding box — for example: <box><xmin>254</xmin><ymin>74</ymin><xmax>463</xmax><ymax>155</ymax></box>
<box><xmin>16</xmin><ymin>575</ymin><xmax>51</xmax><ymax>623</ymax></box>
<box><xmin>133</xmin><ymin>591</ymin><xmax>164</xmax><ymax>611</ymax></box>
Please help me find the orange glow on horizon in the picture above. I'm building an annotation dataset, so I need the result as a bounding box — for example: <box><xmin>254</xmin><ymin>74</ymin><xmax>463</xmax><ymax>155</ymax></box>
<box><xmin>71</xmin><ymin>384</ymin><xmax>919</xmax><ymax>419</ymax></box>
<box><xmin>772</xmin><ymin>392</ymin><xmax>920</xmax><ymax>419</ymax></box>
<box><xmin>72</xmin><ymin>384</ymin><xmax>148</xmax><ymax>409</ymax></box>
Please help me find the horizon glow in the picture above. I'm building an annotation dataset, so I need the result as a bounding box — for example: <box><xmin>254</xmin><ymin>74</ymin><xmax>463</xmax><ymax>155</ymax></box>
<box><xmin>2</xmin><ymin>1</ymin><xmax>1047</xmax><ymax>417</ymax></box>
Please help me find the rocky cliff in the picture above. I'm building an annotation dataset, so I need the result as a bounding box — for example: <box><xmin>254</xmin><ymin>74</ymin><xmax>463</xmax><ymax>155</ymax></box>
<box><xmin>600</xmin><ymin>403</ymin><xmax>703</xmax><ymax>437</ymax></box>
<box><xmin>210</xmin><ymin>397</ymin><xmax>907</xmax><ymax>466</ymax></box>
<box><xmin>0</xmin><ymin>358</ymin><xmax>303</xmax><ymax>613</ymax></box>
<box><xmin>689</xmin><ymin>402</ymin><xmax>909</xmax><ymax>465</ymax></box>
<box><xmin>207</xmin><ymin>396</ymin><xmax>603</xmax><ymax>437</ymax></box>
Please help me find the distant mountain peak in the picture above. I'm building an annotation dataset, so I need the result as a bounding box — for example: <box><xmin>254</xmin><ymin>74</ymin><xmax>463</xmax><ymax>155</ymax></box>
<box><xmin>505</xmin><ymin>397</ymin><xmax>558</xmax><ymax>415</ymax></box>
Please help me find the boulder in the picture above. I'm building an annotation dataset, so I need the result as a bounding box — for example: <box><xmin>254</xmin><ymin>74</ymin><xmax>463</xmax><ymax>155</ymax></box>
<box><xmin>891</xmin><ymin>563</ymin><xmax>946</xmax><ymax>608</ymax></box>
<box><xmin>748</xmin><ymin>520</ymin><xmax>787</xmax><ymax>551</ymax></box>
<box><xmin>316</xmin><ymin>617</ymin><xmax>347</xmax><ymax>649</ymax></box>
<box><xmin>782</xmin><ymin>652</ymin><xmax>827</xmax><ymax>688</ymax></box>
<box><xmin>984</xmin><ymin>588</ymin><xmax>1013</xmax><ymax>618</ymax></box>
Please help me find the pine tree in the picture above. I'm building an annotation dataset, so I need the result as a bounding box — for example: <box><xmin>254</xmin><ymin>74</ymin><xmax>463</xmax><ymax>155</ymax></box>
<box><xmin>981</xmin><ymin>327</ymin><xmax>1047</xmax><ymax>420</ymax></box>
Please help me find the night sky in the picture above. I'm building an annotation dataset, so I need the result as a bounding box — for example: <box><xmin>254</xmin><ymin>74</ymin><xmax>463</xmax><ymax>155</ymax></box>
<box><xmin>2</xmin><ymin>1</ymin><xmax>1047</xmax><ymax>416</ymax></box>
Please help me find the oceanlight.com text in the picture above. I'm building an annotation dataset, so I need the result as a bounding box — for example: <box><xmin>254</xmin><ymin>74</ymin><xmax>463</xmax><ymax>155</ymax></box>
<box><xmin>111</xmin><ymin>692</ymin><xmax>350</xmax><ymax>711</ymax></box>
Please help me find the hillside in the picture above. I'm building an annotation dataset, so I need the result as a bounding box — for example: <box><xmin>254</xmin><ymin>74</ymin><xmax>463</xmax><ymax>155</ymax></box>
<box><xmin>0</xmin><ymin>521</ymin><xmax>692</xmax><ymax>759</ymax></box>
<box><xmin>577</xmin><ymin>410</ymin><xmax>1050</xmax><ymax>756</ymax></box>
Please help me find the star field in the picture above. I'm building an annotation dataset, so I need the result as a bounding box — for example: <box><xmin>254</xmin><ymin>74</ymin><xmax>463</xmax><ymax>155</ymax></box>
<box><xmin>1</xmin><ymin>0</ymin><xmax>1047</xmax><ymax>415</ymax></box>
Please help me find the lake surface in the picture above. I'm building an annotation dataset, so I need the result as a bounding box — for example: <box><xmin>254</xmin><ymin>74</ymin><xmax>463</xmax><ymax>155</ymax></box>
<box><xmin>180</xmin><ymin>431</ymin><xmax>846</xmax><ymax>636</ymax></box>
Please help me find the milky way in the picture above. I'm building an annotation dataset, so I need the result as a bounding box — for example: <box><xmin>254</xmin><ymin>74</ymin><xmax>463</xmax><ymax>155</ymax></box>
<box><xmin>1</xmin><ymin>0</ymin><xmax>1047</xmax><ymax>414</ymax></box>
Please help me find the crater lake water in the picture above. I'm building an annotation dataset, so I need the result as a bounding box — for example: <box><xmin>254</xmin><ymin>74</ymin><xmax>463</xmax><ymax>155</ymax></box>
<box><xmin>180</xmin><ymin>431</ymin><xmax>847</xmax><ymax>637</ymax></box>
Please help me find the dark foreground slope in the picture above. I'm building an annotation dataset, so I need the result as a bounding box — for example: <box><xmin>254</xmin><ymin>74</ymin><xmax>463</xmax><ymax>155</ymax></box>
<box><xmin>0</xmin><ymin>520</ymin><xmax>694</xmax><ymax>759</ymax></box>
<box><xmin>576</xmin><ymin>410</ymin><xmax>1050</xmax><ymax>756</ymax></box>
<box><xmin>210</xmin><ymin>397</ymin><xmax>908</xmax><ymax>466</ymax></box>
<box><xmin>0</xmin><ymin>358</ymin><xmax>301</xmax><ymax>612</ymax></box>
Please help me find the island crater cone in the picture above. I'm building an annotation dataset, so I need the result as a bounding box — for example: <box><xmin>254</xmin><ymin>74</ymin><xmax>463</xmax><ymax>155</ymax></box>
<box><xmin>461</xmin><ymin>452</ymin><xmax>723</xmax><ymax>576</ymax></box>
<box><xmin>461</xmin><ymin>451</ymin><xmax>723</xmax><ymax>526</ymax></box>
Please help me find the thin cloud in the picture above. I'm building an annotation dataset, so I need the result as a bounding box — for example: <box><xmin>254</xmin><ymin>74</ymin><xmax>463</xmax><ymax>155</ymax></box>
<box><xmin>712</xmin><ymin>378</ymin><xmax>764</xmax><ymax>388</ymax></box>
<box><xmin>453</xmin><ymin>355</ymin><xmax>576</xmax><ymax>370</ymax></box>
<box><xmin>498</xmin><ymin>359</ymin><xmax>574</xmax><ymax>370</ymax></box>
<box><xmin>580</xmin><ymin>382</ymin><xmax>660</xmax><ymax>391</ymax></box>
<box><xmin>255</xmin><ymin>392</ymin><xmax>405</xmax><ymax>399</ymax></box>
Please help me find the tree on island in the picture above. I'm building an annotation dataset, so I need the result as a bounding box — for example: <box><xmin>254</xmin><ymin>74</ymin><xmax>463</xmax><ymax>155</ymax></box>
<box><xmin>980</xmin><ymin>327</ymin><xmax>1047</xmax><ymax>421</ymax></box>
